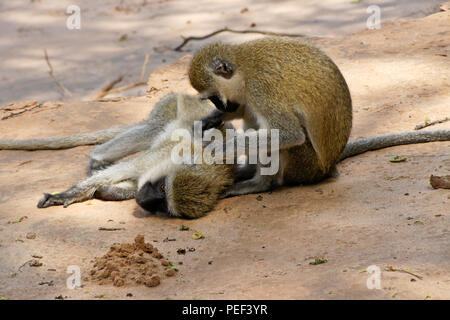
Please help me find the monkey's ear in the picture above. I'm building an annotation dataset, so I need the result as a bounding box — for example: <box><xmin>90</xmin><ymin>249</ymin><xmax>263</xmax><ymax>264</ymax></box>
<box><xmin>210</xmin><ymin>57</ymin><xmax>234</xmax><ymax>79</ymax></box>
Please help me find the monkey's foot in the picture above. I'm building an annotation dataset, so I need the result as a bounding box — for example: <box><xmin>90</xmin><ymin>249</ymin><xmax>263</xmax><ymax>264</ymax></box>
<box><xmin>37</xmin><ymin>193</ymin><xmax>78</xmax><ymax>208</ymax></box>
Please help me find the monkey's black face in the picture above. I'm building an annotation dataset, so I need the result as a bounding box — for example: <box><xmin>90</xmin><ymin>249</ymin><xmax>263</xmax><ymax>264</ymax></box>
<box><xmin>208</xmin><ymin>95</ymin><xmax>240</xmax><ymax>113</ymax></box>
<box><xmin>136</xmin><ymin>178</ymin><xmax>168</xmax><ymax>213</ymax></box>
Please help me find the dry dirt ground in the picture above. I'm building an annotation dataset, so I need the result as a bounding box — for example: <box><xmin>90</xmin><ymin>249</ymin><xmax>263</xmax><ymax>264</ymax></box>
<box><xmin>0</xmin><ymin>0</ymin><xmax>445</xmax><ymax>105</ymax></box>
<box><xmin>0</xmin><ymin>9</ymin><xmax>449</xmax><ymax>299</ymax></box>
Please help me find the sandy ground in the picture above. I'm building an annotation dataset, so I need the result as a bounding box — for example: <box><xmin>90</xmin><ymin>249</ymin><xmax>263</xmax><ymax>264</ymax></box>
<box><xmin>0</xmin><ymin>0</ymin><xmax>445</xmax><ymax>105</ymax></box>
<box><xmin>0</xmin><ymin>3</ymin><xmax>449</xmax><ymax>300</ymax></box>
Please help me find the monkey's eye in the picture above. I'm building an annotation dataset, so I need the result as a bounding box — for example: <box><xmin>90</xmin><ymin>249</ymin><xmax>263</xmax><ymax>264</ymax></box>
<box><xmin>159</xmin><ymin>183</ymin><xmax>166</xmax><ymax>193</ymax></box>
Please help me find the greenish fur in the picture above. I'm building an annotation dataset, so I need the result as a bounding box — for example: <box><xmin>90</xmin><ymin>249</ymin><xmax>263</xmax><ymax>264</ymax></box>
<box><xmin>172</xmin><ymin>162</ymin><xmax>235</xmax><ymax>218</ymax></box>
<box><xmin>169</xmin><ymin>123</ymin><xmax>236</xmax><ymax>218</ymax></box>
<box><xmin>189</xmin><ymin>38</ymin><xmax>352</xmax><ymax>185</ymax></box>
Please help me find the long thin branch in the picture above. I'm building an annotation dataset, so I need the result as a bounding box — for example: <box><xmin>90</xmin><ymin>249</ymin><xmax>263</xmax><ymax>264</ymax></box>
<box><xmin>174</xmin><ymin>27</ymin><xmax>305</xmax><ymax>51</ymax></box>
<box><xmin>44</xmin><ymin>49</ymin><xmax>73</xmax><ymax>98</ymax></box>
<box><xmin>414</xmin><ymin>116</ymin><xmax>450</xmax><ymax>130</ymax></box>
<box><xmin>102</xmin><ymin>81</ymin><xmax>147</xmax><ymax>95</ymax></box>
<box><xmin>385</xmin><ymin>265</ymin><xmax>423</xmax><ymax>280</ymax></box>
<box><xmin>1</xmin><ymin>103</ymin><xmax>43</xmax><ymax>120</ymax></box>
<box><xmin>90</xmin><ymin>75</ymin><xmax>124</xmax><ymax>101</ymax></box>
<box><xmin>90</xmin><ymin>54</ymin><xmax>150</xmax><ymax>101</ymax></box>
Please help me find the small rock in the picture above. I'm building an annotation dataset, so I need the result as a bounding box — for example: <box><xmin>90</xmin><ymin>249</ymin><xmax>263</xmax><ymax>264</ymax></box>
<box><xmin>29</xmin><ymin>259</ymin><xmax>43</xmax><ymax>267</ymax></box>
<box><xmin>26</xmin><ymin>233</ymin><xmax>37</xmax><ymax>240</ymax></box>
<box><xmin>145</xmin><ymin>275</ymin><xmax>160</xmax><ymax>287</ymax></box>
<box><xmin>165</xmin><ymin>269</ymin><xmax>176</xmax><ymax>277</ymax></box>
<box><xmin>161</xmin><ymin>259</ymin><xmax>169</xmax><ymax>266</ymax></box>
<box><xmin>113</xmin><ymin>277</ymin><xmax>125</xmax><ymax>287</ymax></box>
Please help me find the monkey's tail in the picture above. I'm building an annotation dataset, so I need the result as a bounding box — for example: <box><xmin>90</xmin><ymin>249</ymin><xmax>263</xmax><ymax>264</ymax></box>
<box><xmin>0</xmin><ymin>124</ymin><xmax>135</xmax><ymax>150</ymax></box>
<box><xmin>340</xmin><ymin>130</ymin><xmax>450</xmax><ymax>161</ymax></box>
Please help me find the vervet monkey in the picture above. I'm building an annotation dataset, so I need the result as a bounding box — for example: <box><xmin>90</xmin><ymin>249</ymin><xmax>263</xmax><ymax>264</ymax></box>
<box><xmin>21</xmin><ymin>93</ymin><xmax>234</xmax><ymax>218</ymax></box>
<box><xmin>188</xmin><ymin>37</ymin><xmax>450</xmax><ymax>197</ymax></box>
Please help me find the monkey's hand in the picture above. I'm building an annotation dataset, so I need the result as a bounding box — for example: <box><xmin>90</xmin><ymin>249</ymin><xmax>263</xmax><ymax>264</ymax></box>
<box><xmin>37</xmin><ymin>193</ymin><xmax>78</xmax><ymax>208</ymax></box>
<box><xmin>37</xmin><ymin>186</ymin><xmax>94</xmax><ymax>208</ymax></box>
<box><xmin>200</xmin><ymin>110</ymin><xmax>225</xmax><ymax>132</ymax></box>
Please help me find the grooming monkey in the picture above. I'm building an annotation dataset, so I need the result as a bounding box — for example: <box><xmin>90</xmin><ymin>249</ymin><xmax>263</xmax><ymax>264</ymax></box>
<box><xmin>1</xmin><ymin>93</ymin><xmax>235</xmax><ymax>218</ymax></box>
<box><xmin>189</xmin><ymin>37</ymin><xmax>450</xmax><ymax>197</ymax></box>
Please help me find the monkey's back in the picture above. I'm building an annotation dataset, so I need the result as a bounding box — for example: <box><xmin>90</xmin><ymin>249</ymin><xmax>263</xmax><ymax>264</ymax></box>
<box><xmin>237</xmin><ymin>38</ymin><xmax>352</xmax><ymax>181</ymax></box>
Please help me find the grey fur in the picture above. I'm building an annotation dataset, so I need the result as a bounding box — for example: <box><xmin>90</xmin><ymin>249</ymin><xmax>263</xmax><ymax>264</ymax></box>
<box><xmin>35</xmin><ymin>93</ymin><xmax>216</xmax><ymax>208</ymax></box>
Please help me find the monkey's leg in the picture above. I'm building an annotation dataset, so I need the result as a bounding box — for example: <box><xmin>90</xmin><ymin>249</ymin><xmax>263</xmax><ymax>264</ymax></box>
<box><xmin>88</xmin><ymin>122</ymin><xmax>156</xmax><ymax>174</ymax></box>
<box><xmin>38</xmin><ymin>160</ymin><xmax>140</xmax><ymax>208</ymax></box>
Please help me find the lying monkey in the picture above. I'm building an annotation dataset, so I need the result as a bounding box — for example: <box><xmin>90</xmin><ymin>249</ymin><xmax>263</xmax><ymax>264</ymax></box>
<box><xmin>1</xmin><ymin>93</ymin><xmax>235</xmax><ymax>218</ymax></box>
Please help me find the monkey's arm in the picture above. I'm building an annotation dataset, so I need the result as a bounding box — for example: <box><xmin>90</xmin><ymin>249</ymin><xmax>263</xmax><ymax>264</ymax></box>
<box><xmin>200</xmin><ymin>108</ymin><xmax>245</xmax><ymax>131</ymax></box>
<box><xmin>200</xmin><ymin>109</ymin><xmax>227</xmax><ymax>131</ymax></box>
<box><xmin>88</xmin><ymin>122</ymin><xmax>160</xmax><ymax>173</ymax></box>
<box><xmin>0</xmin><ymin>123</ymin><xmax>142</xmax><ymax>150</ymax></box>
<box><xmin>340</xmin><ymin>130</ymin><xmax>450</xmax><ymax>161</ymax></box>
<box><xmin>209</xmin><ymin>127</ymin><xmax>305</xmax><ymax>162</ymax></box>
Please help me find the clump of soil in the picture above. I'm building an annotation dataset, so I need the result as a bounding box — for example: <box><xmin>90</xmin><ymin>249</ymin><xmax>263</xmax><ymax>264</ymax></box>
<box><xmin>90</xmin><ymin>235</ymin><xmax>176</xmax><ymax>287</ymax></box>
<box><xmin>430</xmin><ymin>175</ymin><xmax>450</xmax><ymax>189</ymax></box>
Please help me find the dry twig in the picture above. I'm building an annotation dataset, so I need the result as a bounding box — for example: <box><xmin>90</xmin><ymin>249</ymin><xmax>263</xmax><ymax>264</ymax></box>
<box><xmin>1</xmin><ymin>103</ymin><xmax>43</xmax><ymax>120</ymax></box>
<box><xmin>174</xmin><ymin>27</ymin><xmax>305</xmax><ymax>51</ymax></box>
<box><xmin>414</xmin><ymin>117</ymin><xmax>450</xmax><ymax>130</ymax></box>
<box><xmin>90</xmin><ymin>75</ymin><xmax>124</xmax><ymax>101</ymax></box>
<box><xmin>90</xmin><ymin>54</ymin><xmax>150</xmax><ymax>100</ymax></box>
<box><xmin>44</xmin><ymin>49</ymin><xmax>73</xmax><ymax>98</ymax></box>
<box><xmin>385</xmin><ymin>265</ymin><xmax>423</xmax><ymax>280</ymax></box>
<box><xmin>98</xmin><ymin>227</ymin><xmax>126</xmax><ymax>231</ymax></box>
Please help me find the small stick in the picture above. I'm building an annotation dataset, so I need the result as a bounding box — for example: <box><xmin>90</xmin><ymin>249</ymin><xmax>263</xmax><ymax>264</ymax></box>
<box><xmin>174</xmin><ymin>27</ymin><xmax>305</xmax><ymax>51</ymax></box>
<box><xmin>1</xmin><ymin>103</ymin><xmax>42</xmax><ymax>120</ymax></box>
<box><xmin>414</xmin><ymin>117</ymin><xmax>449</xmax><ymax>130</ymax></box>
<box><xmin>90</xmin><ymin>75</ymin><xmax>124</xmax><ymax>101</ymax></box>
<box><xmin>139</xmin><ymin>53</ymin><xmax>150</xmax><ymax>82</ymax></box>
<box><xmin>385</xmin><ymin>265</ymin><xmax>423</xmax><ymax>280</ymax></box>
<box><xmin>44</xmin><ymin>49</ymin><xmax>73</xmax><ymax>98</ymax></box>
<box><xmin>18</xmin><ymin>259</ymin><xmax>33</xmax><ymax>272</ymax></box>
<box><xmin>98</xmin><ymin>227</ymin><xmax>125</xmax><ymax>231</ymax></box>
<box><xmin>90</xmin><ymin>54</ymin><xmax>150</xmax><ymax>100</ymax></box>
<box><xmin>103</xmin><ymin>81</ymin><xmax>147</xmax><ymax>95</ymax></box>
